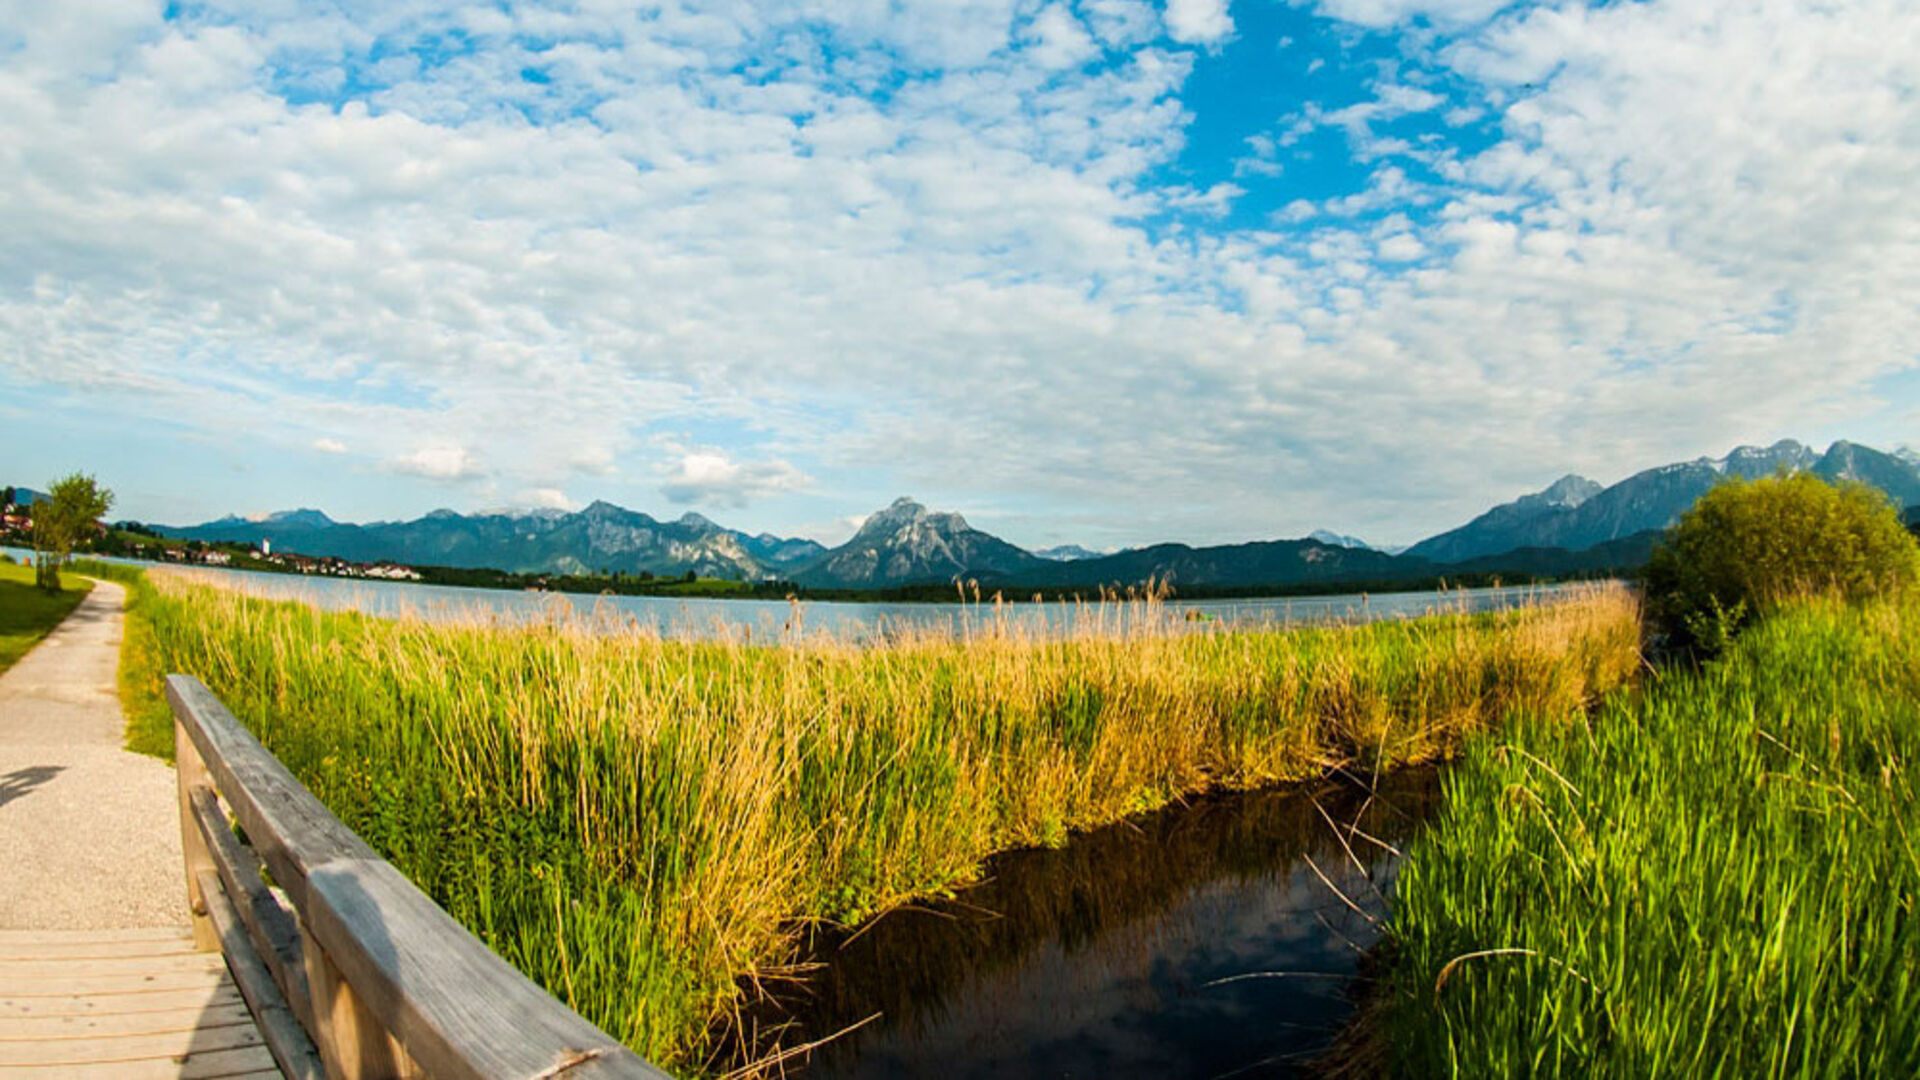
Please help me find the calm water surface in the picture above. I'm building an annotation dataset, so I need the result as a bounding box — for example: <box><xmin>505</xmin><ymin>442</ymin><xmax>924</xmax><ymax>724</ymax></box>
<box><xmin>33</xmin><ymin>550</ymin><xmax>1594</xmax><ymax>640</ymax></box>
<box><xmin>730</xmin><ymin>770</ymin><xmax>1441</xmax><ymax>1079</ymax></box>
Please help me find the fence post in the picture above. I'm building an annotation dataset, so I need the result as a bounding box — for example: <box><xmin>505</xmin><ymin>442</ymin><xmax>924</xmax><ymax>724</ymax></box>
<box><xmin>300</xmin><ymin>924</ymin><xmax>423</xmax><ymax>1080</ymax></box>
<box><xmin>176</xmin><ymin>718</ymin><xmax>219</xmax><ymax>951</ymax></box>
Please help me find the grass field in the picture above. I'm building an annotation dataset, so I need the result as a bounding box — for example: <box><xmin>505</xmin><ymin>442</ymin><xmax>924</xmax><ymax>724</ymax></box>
<box><xmin>1371</xmin><ymin>594</ymin><xmax>1920</xmax><ymax>1076</ymax></box>
<box><xmin>0</xmin><ymin>557</ymin><xmax>92</xmax><ymax>675</ymax></box>
<box><xmin>119</xmin><ymin>570</ymin><xmax>1637</xmax><ymax>1072</ymax></box>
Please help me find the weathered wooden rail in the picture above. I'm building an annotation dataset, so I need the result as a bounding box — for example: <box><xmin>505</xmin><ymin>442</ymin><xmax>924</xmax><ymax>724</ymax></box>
<box><xmin>166</xmin><ymin>675</ymin><xmax>674</xmax><ymax>1080</ymax></box>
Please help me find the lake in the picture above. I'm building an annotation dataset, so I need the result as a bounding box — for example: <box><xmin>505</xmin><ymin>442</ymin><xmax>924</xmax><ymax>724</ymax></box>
<box><xmin>11</xmin><ymin>548</ymin><xmax>1596</xmax><ymax>641</ymax></box>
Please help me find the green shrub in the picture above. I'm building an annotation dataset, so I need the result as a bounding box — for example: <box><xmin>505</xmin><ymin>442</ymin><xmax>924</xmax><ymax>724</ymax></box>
<box><xmin>1645</xmin><ymin>472</ymin><xmax>1920</xmax><ymax>651</ymax></box>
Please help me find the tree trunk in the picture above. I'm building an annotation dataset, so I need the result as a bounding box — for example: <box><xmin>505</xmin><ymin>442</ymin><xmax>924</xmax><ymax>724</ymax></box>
<box><xmin>35</xmin><ymin>551</ymin><xmax>61</xmax><ymax>591</ymax></box>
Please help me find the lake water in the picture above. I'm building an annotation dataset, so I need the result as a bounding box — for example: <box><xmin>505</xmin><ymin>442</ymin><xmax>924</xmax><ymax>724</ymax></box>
<box><xmin>17</xmin><ymin>549</ymin><xmax>1597</xmax><ymax>641</ymax></box>
<box><xmin>726</xmin><ymin>769</ymin><xmax>1441</xmax><ymax>1078</ymax></box>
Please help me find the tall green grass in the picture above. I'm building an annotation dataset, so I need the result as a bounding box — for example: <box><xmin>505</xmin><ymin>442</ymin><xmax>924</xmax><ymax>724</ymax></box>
<box><xmin>126</xmin><ymin>572</ymin><xmax>1638</xmax><ymax>1072</ymax></box>
<box><xmin>1374</xmin><ymin>596</ymin><xmax>1920</xmax><ymax>1076</ymax></box>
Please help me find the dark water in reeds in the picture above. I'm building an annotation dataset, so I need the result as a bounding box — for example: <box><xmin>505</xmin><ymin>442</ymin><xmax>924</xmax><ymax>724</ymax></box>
<box><xmin>730</xmin><ymin>770</ymin><xmax>1441</xmax><ymax>1080</ymax></box>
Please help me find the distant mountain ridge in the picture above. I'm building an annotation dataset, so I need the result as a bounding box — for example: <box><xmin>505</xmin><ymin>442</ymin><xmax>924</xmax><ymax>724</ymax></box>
<box><xmin>1308</xmin><ymin>529</ymin><xmax>1376</xmax><ymax>551</ymax></box>
<box><xmin>1034</xmin><ymin>544</ymin><xmax>1106</xmax><ymax>561</ymax></box>
<box><xmin>147</xmin><ymin>437</ymin><xmax>1920</xmax><ymax>593</ymax></box>
<box><xmin>160</xmin><ymin>500</ymin><xmax>827</xmax><ymax>580</ymax></box>
<box><xmin>1406</xmin><ymin>440</ymin><xmax>1920</xmax><ymax>564</ymax></box>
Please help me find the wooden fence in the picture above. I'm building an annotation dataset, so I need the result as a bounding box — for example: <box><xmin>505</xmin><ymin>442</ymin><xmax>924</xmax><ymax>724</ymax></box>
<box><xmin>167</xmin><ymin>674</ymin><xmax>674</xmax><ymax>1080</ymax></box>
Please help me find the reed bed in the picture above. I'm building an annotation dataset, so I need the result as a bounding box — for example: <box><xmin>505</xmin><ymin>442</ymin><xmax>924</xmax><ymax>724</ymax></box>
<box><xmin>1374</xmin><ymin>594</ymin><xmax>1920</xmax><ymax>1076</ymax></box>
<box><xmin>124</xmin><ymin>572</ymin><xmax>1638</xmax><ymax>1072</ymax></box>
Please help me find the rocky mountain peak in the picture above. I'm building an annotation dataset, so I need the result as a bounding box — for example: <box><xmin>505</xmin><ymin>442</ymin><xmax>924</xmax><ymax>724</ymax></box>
<box><xmin>1721</xmin><ymin>439</ymin><xmax>1815</xmax><ymax>476</ymax></box>
<box><xmin>1308</xmin><ymin>529</ymin><xmax>1372</xmax><ymax>550</ymax></box>
<box><xmin>857</xmin><ymin>496</ymin><xmax>972</xmax><ymax>537</ymax></box>
<box><xmin>265</xmin><ymin>508</ymin><xmax>335</xmax><ymax>528</ymax></box>
<box><xmin>1532</xmin><ymin>475</ymin><xmax>1603</xmax><ymax>509</ymax></box>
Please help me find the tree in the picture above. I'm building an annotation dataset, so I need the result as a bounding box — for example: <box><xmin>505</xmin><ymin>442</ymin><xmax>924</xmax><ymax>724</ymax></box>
<box><xmin>1645</xmin><ymin>471</ymin><xmax>1920</xmax><ymax>652</ymax></box>
<box><xmin>33</xmin><ymin>473</ymin><xmax>114</xmax><ymax>591</ymax></box>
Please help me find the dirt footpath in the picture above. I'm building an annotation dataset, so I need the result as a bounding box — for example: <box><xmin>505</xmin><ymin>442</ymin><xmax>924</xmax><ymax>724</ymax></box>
<box><xmin>0</xmin><ymin>580</ymin><xmax>188</xmax><ymax>928</ymax></box>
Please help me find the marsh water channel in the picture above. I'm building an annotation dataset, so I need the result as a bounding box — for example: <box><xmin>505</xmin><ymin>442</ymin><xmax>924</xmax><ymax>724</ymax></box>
<box><xmin>730</xmin><ymin>769</ymin><xmax>1442</xmax><ymax>1079</ymax></box>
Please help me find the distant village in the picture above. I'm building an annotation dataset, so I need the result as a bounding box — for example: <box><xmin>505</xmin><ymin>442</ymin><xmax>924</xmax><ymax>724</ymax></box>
<box><xmin>2</xmin><ymin>491</ymin><xmax>422</xmax><ymax>582</ymax></box>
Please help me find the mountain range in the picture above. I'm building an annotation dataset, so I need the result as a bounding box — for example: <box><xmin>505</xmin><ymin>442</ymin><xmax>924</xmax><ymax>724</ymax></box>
<box><xmin>144</xmin><ymin>438</ymin><xmax>1920</xmax><ymax>592</ymax></box>
<box><xmin>1405</xmin><ymin>440</ymin><xmax>1920</xmax><ymax>563</ymax></box>
<box><xmin>163</xmin><ymin>502</ymin><xmax>826</xmax><ymax>580</ymax></box>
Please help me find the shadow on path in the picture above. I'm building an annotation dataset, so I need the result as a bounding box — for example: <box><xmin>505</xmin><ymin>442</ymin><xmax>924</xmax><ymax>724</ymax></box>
<box><xmin>0</xmin><ymin>764</ymin><xmax>66</xmax><ymax>809</ymax></box>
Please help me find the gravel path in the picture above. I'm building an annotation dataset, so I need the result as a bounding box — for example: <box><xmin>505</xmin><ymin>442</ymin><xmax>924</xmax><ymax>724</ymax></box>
<box><xmin>0</xmin><ymin>580</ymin><xmax>188</xmax><ymax>929</ymax></box>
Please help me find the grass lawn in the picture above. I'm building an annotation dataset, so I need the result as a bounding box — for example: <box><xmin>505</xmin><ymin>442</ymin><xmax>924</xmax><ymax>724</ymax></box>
<box><xmin>0</xmin><ymin>558</ymin><xmax>94</xmax><ymax>675</ymax></box>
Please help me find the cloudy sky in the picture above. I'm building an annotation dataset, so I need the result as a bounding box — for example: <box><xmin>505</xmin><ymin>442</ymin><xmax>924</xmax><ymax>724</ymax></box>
<box><xmin>3</xmin><ymin>0</ymin><xmax>1916</xmax><ymax>549</ymax></box>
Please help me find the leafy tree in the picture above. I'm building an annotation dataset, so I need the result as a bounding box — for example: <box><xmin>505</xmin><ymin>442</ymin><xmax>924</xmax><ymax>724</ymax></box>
<box><xmin>1645</xmin><ymin>471</ymin><xmax>1920</xmax><ymax>652</ymax></box>
<box><xmin>33</xmin><ymin>473</ymin><xmax>114</xmax><ymax>591</ymax></box>
<box><xmin>2</xmin><ymin>486</ymin><xmax>15</xmax><ymax>510</ymax></box>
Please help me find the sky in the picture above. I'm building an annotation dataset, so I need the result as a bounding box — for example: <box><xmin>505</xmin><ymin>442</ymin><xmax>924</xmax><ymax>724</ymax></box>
<box><xmin>2</xmin><ymin>0</ymin><xmax>1917</xmax><ymax>550</ymax></box>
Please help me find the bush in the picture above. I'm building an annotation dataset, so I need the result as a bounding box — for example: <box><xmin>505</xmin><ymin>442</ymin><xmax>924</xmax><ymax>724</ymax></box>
<box><xmin>1645</xmin><ymin>472</ymin><xmax>1920</xmax><ymax>651</ymax></box>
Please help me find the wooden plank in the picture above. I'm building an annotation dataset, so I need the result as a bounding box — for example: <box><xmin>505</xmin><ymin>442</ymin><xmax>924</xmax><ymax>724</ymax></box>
<box><xmin>167</xmin><ymin>674</ymin><xmax>673</xmax><ymax>1080</ymax></box>
<box><xmin>190</xmin><ymin>784</ymin><xmax>313</xmax><ymax>1031</ymax></box>
<box><xmin>0</xmin><ymin>1002</ymin><xmax>256</xmax><ymax>1040</ymax></box>
<box><xmin>0</xmin><ymin>1043</ymin><xmax>281</xmax><ymax>1078</ymax></box>
<box><xmin>0</xmin><ymin>929</ymin><xmax>191</xmax><ymax>945</ymax></box>
<box><xmin>193</xmin><ymin>870</ymin><xmax>324</xmax><ymax>1080</ymax></box>
<box><xmin>166</xmin><ymin>678</ymin><xmax>372</xmax><ymax>917</ymax></box>
<box><xmin>0</xmin><ymin>1018</ymin><xmax>263</xmax><ymax>1064</ymax></box>
<box><xmin>0</xmin><ymin>938</ymin><xmax>204</xmax><ymax>962</ymax></box>
<box><xmin>0</xmin><ymin>953</ymin><xmax>229</xmax><ymax>979</ymax></box>
<box><xmin>0</xmin><ymin>985</ymin><xmax>243</xmax><ymax>1019</ymax></box>
<box><xmin>1</xmin><ymin>969</ymin><xmax>229</xmax><ymax>997</ymax></box>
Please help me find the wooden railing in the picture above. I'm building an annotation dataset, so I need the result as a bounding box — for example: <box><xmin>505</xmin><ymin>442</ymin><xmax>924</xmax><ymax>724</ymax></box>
<box><xmin>167</xmin><ymin>675</ymin><xmax>674</xmax><ymax>1080</ymax></box>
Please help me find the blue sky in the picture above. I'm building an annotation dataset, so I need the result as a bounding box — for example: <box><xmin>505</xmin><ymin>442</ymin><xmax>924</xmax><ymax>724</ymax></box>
<box><xmin>3</xmin><ymin>0</ymin><xmax>1917</xmax><ymax>549</ymax></box>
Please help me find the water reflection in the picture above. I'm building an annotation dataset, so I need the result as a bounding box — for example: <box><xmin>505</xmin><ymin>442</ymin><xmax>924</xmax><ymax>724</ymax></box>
<box><xmin>732</xmin><ymin>770</ymin><xmax>1440</xmax><ymax>1079</ymax></box>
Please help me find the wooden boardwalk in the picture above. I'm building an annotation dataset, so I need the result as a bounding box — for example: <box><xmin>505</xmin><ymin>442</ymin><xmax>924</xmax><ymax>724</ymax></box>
<box><xmin>0</xmin><ymin>927</ymin><xmax>277</xmax><ymax>1078</ymax></box>
<box><xmin>7</xmin><ymin>581</ymin><xmax>663</xmax><ymax>1080</ymax></box>
<box><xmin>1</xmin><ymin>584</ymin><xmax>278</xmax><ymax>1079</ymax></box>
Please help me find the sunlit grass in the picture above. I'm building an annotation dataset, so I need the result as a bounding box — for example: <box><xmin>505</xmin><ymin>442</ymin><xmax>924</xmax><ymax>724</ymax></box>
<box><xmin>1375</xmin><ymin>595</ymin><xmax>1920</xmax><ymax>1076</ymax></box>
<box><xmin>0</xmin><ymin>557</ymin><xmax>92</xmax><ymax>675</ymax></box>
<box><xmin>122</xmin><ymin>569</ymin><xmax>1639</xmax><ymax>1072</ymax></box>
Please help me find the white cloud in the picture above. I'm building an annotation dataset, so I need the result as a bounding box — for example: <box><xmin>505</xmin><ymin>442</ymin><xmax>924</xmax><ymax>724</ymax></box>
<box><xmin>522</xmin><ymin>487</ymin><xmax>577</xmax><ymax>511</ymax></box>
<box><xmin>658</xmin><ymin>450</ymin><xmax>810</xmax><ymax>509</ymax></box>
<box><xmin>1025</xmin><ymin>5</ymin><xmax>1099</xmax><ymax>70</ymax></box>
<box><xmin>1164</xmin><ymin>0</ymin><xmax>1234</xmax><ymax>45</ymax></box>
<box><xmin>1310</xmin><ymin>0</ymin><xmax>1511</xmax><ymax>30</ymax></box>
<box><xmin>390</xmin><ymin>445</ymin><xmax>483</xmax><ymax>481</ymax></box>
<box><xmin>1083</xmin><ymin>0</ymin><xmax>1161</xmax><ymax>48</ymax></box>
<box><xmin>1376</xmin><ymin>233</ymin><xmax>1424</xmax><ymax>262</ymax></box>
<box><xmin>3</xmin><ymin>0</ymin><xmax>1919</xmax><ymax>546</ymax></box>
<box><xmin>312</xmin><ymin>437</ymin><xmax>347</xmax><ymax>454</ymax></box>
